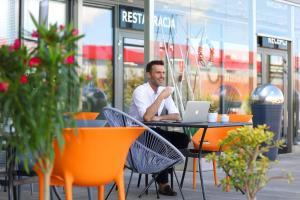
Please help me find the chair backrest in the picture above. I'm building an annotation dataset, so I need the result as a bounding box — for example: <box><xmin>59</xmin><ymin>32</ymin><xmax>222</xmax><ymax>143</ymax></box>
<box><xmin>192</xmin><ymin>114</ymin><xmax>253</xmax><ymax>151</ymax></box>
<box><xmin>74</xmin><ymin>112</ymin><xmax>99</xmax><ymax>120</ymax></box>
<box><xmin>103</xmin><ymin>107</ymin><xmax>185</xmax><ymax>174</ymax></box>
<box><xmin>52</xmin><ymin>127</ymin><xmax>144</xmax><ymax>185</ymax></box>
<box><xmin>228</xmin><ymin>114</ymin><xmax>253</xmax><ymax>122</ymax></box>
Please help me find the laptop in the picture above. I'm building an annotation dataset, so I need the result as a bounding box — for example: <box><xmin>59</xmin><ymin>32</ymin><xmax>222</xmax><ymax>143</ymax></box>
<box><xmin>182</xmin><ymin>101</ymin><xmax>210</xmax><ymax>123</ymax></box>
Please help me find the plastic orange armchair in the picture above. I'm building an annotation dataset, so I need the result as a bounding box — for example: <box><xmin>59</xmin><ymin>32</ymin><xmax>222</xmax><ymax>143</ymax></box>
<box><xmin>74</xmin><ymin>112</ymin><xmax>99</xmax><ymax>120</ymax></box>
<box><xmin>35</xmin><ymin>127</ymin><xmax>144</xmax><ymax>200</ymax></box>
<box><xmin>190</xmin><ymin>114</ymin><xmax>253</xmax><ymax>190</ymax></box>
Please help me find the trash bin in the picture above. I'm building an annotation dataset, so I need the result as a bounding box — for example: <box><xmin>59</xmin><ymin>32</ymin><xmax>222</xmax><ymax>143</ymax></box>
<box><xmin>251</xmin><ymin>84</ymin><xmax>284</xmax><ymax>161</ymax></box>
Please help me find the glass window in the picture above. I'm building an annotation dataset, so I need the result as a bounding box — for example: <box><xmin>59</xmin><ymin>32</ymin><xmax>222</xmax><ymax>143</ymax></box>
<box><xmin>81</xmin><ymin>6</ymin><xmax>113</xmax><ymax>111</ymax></box>
<box><xmin>23</xmin><ymin>0</ymin><xmax>66</xmax><ymax>40</ymax></box>
<box><xmin>0</xmin><ymin>0</ymin><xmax>19</xmax><ymax>45</ymax></box>
<box><xmin>48</xmin><ymin>0</ymin><xmax>66</xmax><ymax>26</ymax></box>
<box><xmin>23</xmin><ymin>0</ymin><xmax>40</xmax><ymax>38</ymax></box>
<box><xmin>293</xmin><ymin>6</ymin><xmax>300</xmax><ymax>142</ymax></box>
<box><xmin>123</xmin><ymin>38</ymin><xmax>144</xmax><ymax>112</ymax></box>
<box><xmin>152</xmin><ymin>0</ymin><xmax>251</xmax><ymax>114</ymax></box>
<box><xmin>256</xmin><ymin>0</ymin><xmax>291</xmax><ymax>38</ymax></box>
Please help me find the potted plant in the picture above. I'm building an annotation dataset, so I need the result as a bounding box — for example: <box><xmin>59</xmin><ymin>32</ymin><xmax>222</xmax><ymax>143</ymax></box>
<box><xmin>0</xmin><ymin>15</ymin><xmax>83</xmax><ymax>200</ymax></box>
<box><xmin>207</xmin><ymin>125</ymin><xmax>293</xmax><ymax>200</ymax></box>
<box><xmin>208</xmin><ymin>101</ymin><xmax>218</xmax><ymax>122</ymax></box>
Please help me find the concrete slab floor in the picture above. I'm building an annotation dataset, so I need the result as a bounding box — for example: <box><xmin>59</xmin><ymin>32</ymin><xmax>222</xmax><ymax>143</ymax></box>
<box><xmin>0</xmin><ymin>152</ymin><xmax>299</xmax><ymax>200</ymax></box>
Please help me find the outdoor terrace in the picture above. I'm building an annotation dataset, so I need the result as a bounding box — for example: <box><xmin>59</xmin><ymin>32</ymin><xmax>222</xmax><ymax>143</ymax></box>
<box><xmin>1</xmin><ymin>152</ymin><xmax>299</xmax><ymax>200</ymax></box>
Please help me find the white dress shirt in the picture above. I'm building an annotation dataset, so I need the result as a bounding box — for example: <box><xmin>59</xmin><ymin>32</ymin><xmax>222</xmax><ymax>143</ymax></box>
<box><xmin>129</xmin><ymin>82</ymin><xmax>179</xmax><ymax>121</ymax></box>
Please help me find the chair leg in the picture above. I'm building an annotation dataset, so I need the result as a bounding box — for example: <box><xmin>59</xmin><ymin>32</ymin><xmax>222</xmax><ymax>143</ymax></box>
<box><xmin>213</xmin><ymin>159</ymin><xmax>219</xmax><ymax>186</ymax></box>
<box><xmin>30</xmin><ymin>183</ymin><xmax>34</xmax><ymax>195</ymax></box>
<box><xmin>88</xmin><ymin>187</ymin><xmax>93</xmax><ymax>200</ymax></box>
<box><xmin>173</xmin><ymin>169</ymin><xmax>185</xmax><ymax>200</ymax></box>
<box><xmin>225</xmin><ymin>176</ymin><xmax>230</xmax><ymax>192</ymax></box>
<box><xmin>154</xmin><ymin>179</ymin><xmax>160</xmax><ymax>199</ymax></box>
<box><xmin>126</xmin><ymin>170</ymin><xmax>134</xmax><ymax>199</ymax></box>
<box><xmin>193</xmin><ymin>158</ymin><xmax>197</xmax><ymax>190</ymax></box>
<box><xmin>138</xmin><ymin>175</ymin><xmax>157</xmax><ymax>198</ymax></box>
<box><xmin>98</xmin><ymin>185</ymin><xmax>104</xmax><ymax>200</ymax></box>
<box><xmin>13</xmin><ymin>185</ymin><xmax>18</xmax><ymax>200</ymax></box>
<box><xmin>105</xmin><ymin>183</ymin><xmax>115</xmax><ymax>200</ymax></box>
<box><xmin>50</xmin><ymin>187</ymin><xmax>53</xmax><ymax>200</ymax></box>
<box><xmin>116</xmin><ymin>171</ymin><xmax>125</xmax><ymax>200</ymax></box>
<box><xmin>180</xmin><ymin>156</ymin><xmax>189</xmax><ymax>188</ymax></box>
<box><xmin>17</xmin><ymin>183</ymin><xmax>21</xmax><ymax>200</ymax></box>
<box><xmin>145</xmin><ymin>174</ymin><xmax>148</xmax><ymax>195</ymax></box>
<box><xmin>170</xmin><ymin>169</ymin><xmax>173</xmax><ymax>190</ymax></box>
<box><xmin>137</xmin><ymin>174</ymin><xmax>142</xmax><ymax>188</ymax></box>
<box><xmin>64</xmin><ymin>178</ymin><xmax>73</xmax><ymax>200</ymax></box>
<box><xmin>38</xmin><ymin>174</ymin><xmax>44</xmax><ymax>200</ymax></box>
<box><xmin>51</xmin><ymin>187</ymin><xmax>62</xmax><ymax>200</ymax></box>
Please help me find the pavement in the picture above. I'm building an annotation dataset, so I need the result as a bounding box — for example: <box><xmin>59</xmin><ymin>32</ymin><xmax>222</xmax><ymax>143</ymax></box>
<box><xmin>0</xmin><ymin>152</ymin><xmax>299</xmax><ymax>200</ymax></box>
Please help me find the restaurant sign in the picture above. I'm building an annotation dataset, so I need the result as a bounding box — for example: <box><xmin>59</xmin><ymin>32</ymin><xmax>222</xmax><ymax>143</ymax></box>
<box><xmin>257</xmin><ymin>36</ymin><xmax>288</xmax><ymax>50</ymax></box>
<box><xmin>119</xmin><ymin>6</ymin><xmax>176</xmax><ymax>31</ymax></box>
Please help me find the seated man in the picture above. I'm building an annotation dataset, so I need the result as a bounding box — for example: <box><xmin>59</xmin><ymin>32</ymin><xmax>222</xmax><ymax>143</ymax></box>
<box><xmin>129</xmin><ymin>60</ymin><xmax>190</xmax><ymax>196</ymax></box>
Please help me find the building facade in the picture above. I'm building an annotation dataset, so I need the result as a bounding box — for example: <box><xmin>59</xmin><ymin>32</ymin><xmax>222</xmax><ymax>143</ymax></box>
<box><xmin>1</xmin><ymin>0</ymin><xmax>300</xmax><ymax>151</ymax></box>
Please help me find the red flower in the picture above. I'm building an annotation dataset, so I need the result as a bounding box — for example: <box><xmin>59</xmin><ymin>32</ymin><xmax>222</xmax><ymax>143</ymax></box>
<box><xmin>72</xmin><ymin>28</ymin><xmax>79</xmax><ymax>36</ymax></box>
<box><xmin>9</xmin><ymin>39</ymin><xmax>21</xmax><ymax>51</ymax></box>
<box><xmin>59</xmin><ymin>25</ymin><xmax>65</xmax><ymax>31</ymax></box>
<box><xmin>64</xmin><ymin>56</ymin><xmax>75</xmax><ymax>65</ymax></box>
<box><xmin>20</xmin><ymin>75</ymin><xmax>28</xmax><ymax>84</ymax></box>
<box><xmin>0</xmin><ymin>82</ymin><xmax>9</xmax><ymax>92</ymax></box>
<box><xmin>29</xmin><ymin>57</ymin><xmax>41</xmax><ymax>67</ymax></box>
<box><xmin>86</xmin><ymin>75</ymin><xmax>92</xmax><ymax>81</ymax></box>
<box><xmin>31</xmin><ymin>30</ymin><xmax>39</xmax><ymax>38</ymax></box>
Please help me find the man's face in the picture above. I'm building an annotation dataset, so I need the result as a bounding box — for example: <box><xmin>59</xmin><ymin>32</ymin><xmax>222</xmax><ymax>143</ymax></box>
<box><xmin>148</xmin><ymin>64</ymin><xmax>165</xmax><ymax>87</ymax></box>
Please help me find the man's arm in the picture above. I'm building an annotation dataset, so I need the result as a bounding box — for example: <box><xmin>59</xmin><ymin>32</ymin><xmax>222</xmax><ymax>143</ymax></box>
<box><xmin>143</xmin><ymin>86</ymin><xmax>174</xmax><ymax>121</ymax></box>
<box><xmin>152</xmin><ymin>113</ymin><xmax>181</xmax><ymax>121</ymax></box>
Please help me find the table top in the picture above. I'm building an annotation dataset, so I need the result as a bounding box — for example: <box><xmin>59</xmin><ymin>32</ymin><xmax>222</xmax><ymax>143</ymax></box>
<box><xmin>144</xmin><ymin>120</ymin><xmax>252</xmax><ymax>128</ymax></box>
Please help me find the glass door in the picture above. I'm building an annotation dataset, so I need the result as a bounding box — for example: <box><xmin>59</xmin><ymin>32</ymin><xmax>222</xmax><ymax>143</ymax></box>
<box><xmin>81</xmin><ymin>5</ymin><xmax>113</xmax><ymax>112</ymax></box>
<box><xmin>118</xmin><ymin>33</ymin><xmax>144</xmax><ymax>112</ymax></box>
<box><xmin>257</xmin><ymin>48</ymin><xmax>288</xmax><ymax>140</ymax></box>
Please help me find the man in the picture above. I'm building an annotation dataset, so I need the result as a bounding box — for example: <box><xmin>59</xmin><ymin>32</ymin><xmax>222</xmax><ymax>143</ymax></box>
<box><xmin>129</xmin><ymin>60</ymin><xmax>190</xmax><ymax>196</ymax></box>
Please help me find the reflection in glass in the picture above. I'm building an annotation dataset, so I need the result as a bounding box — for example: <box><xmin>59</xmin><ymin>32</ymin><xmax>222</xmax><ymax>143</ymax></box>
<box><xmin>257</xmin><ymin>0</ymin><xmax>291</xmax><ymax>38</ymax></box>
<box><xmin>294</xmin><ymin>7</ymin><xmax>300</xmax><ymax>142</ymax></box>
<box><xmin>0</xmin><ymin>0</ymin><xmax>19</xmax><ymax>45</ymax></box>
<box><xmin>48</xmin><ymin>0</ymin><xmax>66</xmax><ymax>26</ymax></box>
<box><xmin>123</xmin><ymin>38</ymin><xmax>144</xmax><ymax>112</ymax></box>
<box><xmin>23</xmin><ymin>0</ymin><xmax>66</xmax><ymax>40</ymax></box>
<box><xmin>152</xmin><ymin>0</ymin><xmax>251</xmax><ymax>114</ymax></box>
<box><xmin>23</xmin><ymin>0</ymin><xmax>40</xmax><ymax>38</ymax></box>
<box><xmin>82</xmin><ymin>6</ymin><xmax>113</xmax><ymax>112</ymax></box>
<box><xmin>268</xmin><ymin>55</ymin><xmax>285</xmax><ymax>91</ymax></box>
<box><xmin>257</xmin><ymin>53</ymin><xmax>262</xmax><ymax>85</ymax></box>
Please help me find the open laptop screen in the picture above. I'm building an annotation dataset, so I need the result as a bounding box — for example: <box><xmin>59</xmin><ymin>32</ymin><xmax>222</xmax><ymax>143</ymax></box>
<box><xmin>182</xmin><ymin>101</ymin><xmax>210</xmax><ymax>123</ymax></box>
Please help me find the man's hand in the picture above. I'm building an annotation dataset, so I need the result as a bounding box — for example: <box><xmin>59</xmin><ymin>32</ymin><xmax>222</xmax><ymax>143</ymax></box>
<box><xmin>143</xmin><ymin>86</ymin><xmax>175</xmax><ymax>122</ymax></box>
<box><xmin>152</xmin><ymin>116</ymin><xmax>161</xmax><ymax>121</ymax></box>
<box><xmin>159</xmin><ymin>86</ymin><xmax>174</xmax><ymax>99</ymax></box>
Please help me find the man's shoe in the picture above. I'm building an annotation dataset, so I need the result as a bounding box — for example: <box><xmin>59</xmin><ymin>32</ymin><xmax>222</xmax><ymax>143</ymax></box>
<box><xmin>158</xmin><ymin>185</ymin><xmax>177</xmax><ymax>196</ymax></box>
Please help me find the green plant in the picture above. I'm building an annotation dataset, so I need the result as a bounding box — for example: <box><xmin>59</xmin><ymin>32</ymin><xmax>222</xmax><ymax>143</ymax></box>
<box><xmin>207</xmin><ymin>125</ymin><xmax>293</xmax><ymax>200</ymax></box>
<box><xmin>209</xmin><ymin>101</ymin><xmax>218</xmax><ymax>113</ymax></box>
<box><xmin>0</xmin><ymin>15</ymin><xmax>83</xmax><ymax>200</ymax></box>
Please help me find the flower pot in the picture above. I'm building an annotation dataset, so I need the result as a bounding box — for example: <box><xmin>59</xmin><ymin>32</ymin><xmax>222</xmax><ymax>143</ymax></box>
<box><xmin>221</xmin><ymin>114</ymin><xmax>229</xmax><ymax>122</ymax></box>
<box><xmin>208</xmin><ymin>112</ymin><xmax>218</xmax><ymax>122</ymax></box>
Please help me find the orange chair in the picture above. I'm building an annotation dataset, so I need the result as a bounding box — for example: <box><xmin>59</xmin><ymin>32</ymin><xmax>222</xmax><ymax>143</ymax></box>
<box><xmin>35</xmin><ymin>127</ymin><xmax>144</xmax><ymax>200</ymax></box>
<box><xmin>74</xmin><ymin>112</ymin><xmax>99</xmax><ymax>120</ymax></box>
<box><xmin>191</xmin><ymin>114</ymin><xmax>253</xmax><ymax>190</ymax></box>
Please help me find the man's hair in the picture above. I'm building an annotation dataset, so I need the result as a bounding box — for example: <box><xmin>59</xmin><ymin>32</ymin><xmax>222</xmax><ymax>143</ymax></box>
<box><xmin>146</xmin><ymin>60</ymin><xmax>164</xmax><ymax>72</ymax></box>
